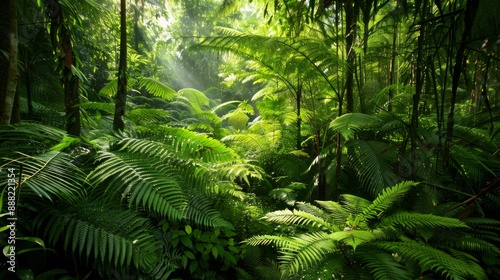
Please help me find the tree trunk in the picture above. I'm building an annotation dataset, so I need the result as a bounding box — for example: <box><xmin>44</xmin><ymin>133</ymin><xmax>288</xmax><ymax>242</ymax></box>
<box><xmin>344</xmin><ymin>1</ymin><xmax>357</xmax><ymax>113</ymax></box>
<box><xmin>25</xmin><ymin>61</ymin><xmax>34</xmax><ymax>120</ymax></box>
<box><xmin>388</xmin><ymin>16</ymin><xmax>398</xmax><ymax>113</ymax></box>
<box><xmin>443</xmin><ymin>0</ymin><xmax>479</xmax><ymax>168</ymax></box>
<box><xmin>296</xmin><ymin>81</ymin><xmax>302</xmax><ymax>150</ymax></box>
<box><xmin>60</xmin><ymin>23</ymin><xmax>80</xmax><ymax>136</ymax></box>
<box><xmin>409</xmin><ymin>0</ymin><xmax>427</xmax><ymax>176</ymax></box>
<box><xmin>113</xmin><ymin>0</ymin><xmax>128</xmax><ymax>132</ymax></box>
<box><xmin>49</xmin><ymin>0</ymin><xmax>80</xmax><ymax>136</ymax></box>
<box><xmin>1</xmin><ymin>0</ymin><xmax>20</xmax><ymax>124</ymax></box>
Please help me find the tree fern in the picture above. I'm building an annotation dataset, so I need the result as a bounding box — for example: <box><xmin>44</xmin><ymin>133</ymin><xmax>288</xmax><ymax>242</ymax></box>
<box><xmin>196</xmin><ymin>28</ymin><xmax>342</xmax><ymax>98</ymax></box>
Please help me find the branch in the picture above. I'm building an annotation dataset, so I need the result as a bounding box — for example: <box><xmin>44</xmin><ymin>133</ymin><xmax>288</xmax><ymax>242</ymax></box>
<box><xmin>445</xmin><ymin>177</ymin><xmax>500</xmax><ymax>214</ymax></box>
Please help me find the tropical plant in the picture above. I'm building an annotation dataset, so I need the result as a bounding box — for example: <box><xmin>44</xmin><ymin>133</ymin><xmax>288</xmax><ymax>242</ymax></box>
<box><xmin>0</xmin><ymin>118</ymin><xmax>263</xmax><ymax>278</ymax></box>
<box><xmin>245</xmin><ymin>181</ymin><xmax>500</xmax><ymax>279</ymax></box>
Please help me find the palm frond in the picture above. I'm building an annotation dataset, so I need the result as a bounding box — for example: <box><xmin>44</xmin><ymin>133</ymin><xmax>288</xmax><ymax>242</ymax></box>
<box><xmin>196</xmin><ymin>29</ymin><xmax>342</xmax><ymax>97</ymax></box>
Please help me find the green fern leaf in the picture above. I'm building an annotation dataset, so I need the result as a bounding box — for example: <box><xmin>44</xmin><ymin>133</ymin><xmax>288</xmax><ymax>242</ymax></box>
<box><xmin>377</xmin><ymin>240</ymin><xmax>488</xmax><ymax>280</ymax></box>
<box><xmin>330</xmin><ymin>113</ymin><xmax>380</xmax><ymax>140</ymax></box>
<box><xmin>362</xmin><ymin>181</ymin><xmax>416</xmax><ymax>220</ymax></box>
<box><xmin>139</xmin><ymin>77</ymin><xmax>177</xmax><ymax>100</ymax></box>
<box><xmin>381</xmin><ymin>212</ymin><xmax>469</xmax><ymax>230</ymax></box>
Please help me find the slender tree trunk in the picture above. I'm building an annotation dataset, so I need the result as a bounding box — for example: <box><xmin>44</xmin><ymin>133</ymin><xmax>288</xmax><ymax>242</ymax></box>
<box><xmin>60</xmin><ymin>24</ymin><xmax>80</xmax><ymax>136</ymax></box>
<box><xmin>133</xmin><ymin>0</ymin><xmax>140</xmax><ymax>52</ymax></box>
<box><xmin>388</xmin><ymin>17</ymin><xmax>398</xmax><ymax>113</ymax></box>
<box><xmin>296</xmin><ymin>84</ymin><xmax>302</xmax><ymax>150</ymax></box>
<box><xmin>113</xmin><ymin>0</ymin><xmax>128</xmax><ymax>132</ymax></box>
<box><xmin>25</xmin><ymin>61</ymin><xmax>33</xmax><ymax>119</ymax></box>
<box><xmin>344</xmin><ymin>1</ymin><xmax>357</xmax><ymax>113</ymax></box>
<box><xmin>11</xmin><ymin>85</ymin><xmax>21</xmax><ymax>123</ymax></box>
<box><xmin>409</xmin><ymin>0</ymin><xmax>427</xmax><ymax>175</ymax></box>
<box><xmin>1</xmin><ymin>0</ymin><xmax>19</xmax><ymax>124</ymax></box>
<box><xmin>443</xmin><ymin>0</ymin><xmax>479</xmax><ymax>168</ymax></box>
<box><xmin>50</xmin><ymin>0</ymin><xmax>80</xmax><ymax>135</ymax></box>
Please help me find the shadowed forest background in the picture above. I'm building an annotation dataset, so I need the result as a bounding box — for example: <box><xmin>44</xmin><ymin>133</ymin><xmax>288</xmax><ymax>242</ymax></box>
<box><xmin>1</xmin><ymin>0</ymin><xmax>500</xmax><ymax>279</ymax></box>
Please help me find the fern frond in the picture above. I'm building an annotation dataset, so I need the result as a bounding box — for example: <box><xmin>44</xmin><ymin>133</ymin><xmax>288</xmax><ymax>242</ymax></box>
<box><xmin>362</xmin><ymin>181</ymin><xmax>416</xmax><ymax>220</ymax></box>
<box><xmin>315</xmin><ymin>200</ymin><xmax>350</xmax><ymax>225</ymax></box>
<box><xmin>99</xmin><ymin>78</ymin><xmax>133</xmax><ymax>97</ymax></box>
<box><xmin>329</xmin><ymin>113</ymin><xmax>381</xmax><ymax>140</ymax></box>
<box><xmin>356</xmin><ymin>249</ymin><xmax>412</xmax><ymax>280</ymax></box>
<box><xmin>377</xmin><ymin>240</ymin><xmax>488</xmax><ymax>280</ymax></box>
<box><xmin>133</xmin><ymin>126</ymin><xmax>240</xmax><ymax>163</ymax></box>
<box><xmin>89</xmin><ymin>151</ymin><xmax>188</xmax><ymax>220</ymax></box>
<box><xmin>178</xmin><ymin>88</ymin><xmax>210</xmax><ymax>112</ymax></box>
<box><xmin>139</xmin><ymin>77</ymin><xmax>177</xmax><ymax>100</ymax></box>
<box><xmin>278</xmin><ymin>232</ymin><xmax>337</xmax><ymax>276</ymax></box>
<box><xmin>381</xmin><ymin>212</ymin><xmax>469</xmax><ymax>231</ymax></box>
<box><xmin>438</xmin><ymin>235</ymin><xmax>500</xmax><ymax>253</ymax></box>
<box><xmin>347</xmin><ymin>140</ymin><xmax>398</xmax><ymax>197</ymax></box>
<box><xmin>1</xmin><ymin>151</ymin><xmax>85</xmax><ymax>202</ymax></box>
<box><xmin>340</xmin><ymin>194</ymin><xmax>372</xmax><ymax>216</ymax></box>
<box><xmin>126</xmin><ymin>108</ymin><xmax>171</xmax><ymax>125</ymax></box>
<box><xmin>262</xmin><ymin>208</ymin><xmax>330</xmax><ymax>230</ymax></box>
<box><xmin>463</xmin><ymin>217</ymin><xmax>500</xmax><ymax>231</ymax></box>
<box><xmin>33</xmin><ymin>200</ymin><xmax>160</xmax><ymax>271</ymax></box>
<box><xmin>185</xmin><ymin>193</ymin><xmax>234</xmax><ymax>229</ymax></box>
<box><xmin>330</xmin><ymin>230</ymin><xmax>377</xmax><ymax>250</ymax></box>
<box><xmin>0</xmin><ymin>122</ymin><xmax>66</xmax><ymax>157</ymax></box>
<box><xmin>78</xmin><ymin>102</ymin><xmax>115</xmax><ymax>115</ymax></box>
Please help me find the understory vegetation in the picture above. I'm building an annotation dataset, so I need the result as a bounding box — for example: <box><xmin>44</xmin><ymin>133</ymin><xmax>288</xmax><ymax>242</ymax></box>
<box><xmin>1</xmin><ymin>0</ymin><xmax>500</xmax><ymax>279</ymax></box>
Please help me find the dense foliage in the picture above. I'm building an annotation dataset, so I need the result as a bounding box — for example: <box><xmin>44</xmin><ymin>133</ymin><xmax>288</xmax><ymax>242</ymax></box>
<box><xmin>1</xmin><ymin>0</ymin><xmax>500</xmax><ymax>279</ymax></box>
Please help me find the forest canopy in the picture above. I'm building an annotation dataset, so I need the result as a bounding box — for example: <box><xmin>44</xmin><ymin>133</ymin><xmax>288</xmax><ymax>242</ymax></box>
<box><xmin>1</xmin><ymin>0</ymin><xmax>500</xmax><ymax>279</ymax></box>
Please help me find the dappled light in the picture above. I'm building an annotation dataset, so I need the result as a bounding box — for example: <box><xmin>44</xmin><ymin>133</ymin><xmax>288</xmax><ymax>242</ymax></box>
<box><xmin>1</xmin><ymin>0</ymin><xmax>500</xmax><ymax>279</ymax></box>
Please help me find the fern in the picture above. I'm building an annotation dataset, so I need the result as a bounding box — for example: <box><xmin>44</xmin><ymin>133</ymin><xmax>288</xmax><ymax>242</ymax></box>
<box><xmin>138</xmin><ymin>77</ymin><xmax>177</xmax><ymax>100</ymax></box>
<box><xmin>33</xmin><ymin>199</ymin><xmax>160</xmax><ymax>271</ymax></box>
<box><xmin>329</xmin><ymin>113</ymin><xmax>381</xmax><ymax>140</ymax></box>
<box><xmin>0</xmin><ymin>122</ymin><xmax>66</xmax><ymax>157</ymax></box>
<box><xmin>347</xmin><ymin>140</ymin><xmax>398</xmax><ymax>197</ymax></box>
<box><xmin>0</xmin><ymin>151</ymin><xmax>85</xmax><ymax>203</ymax></box>
<box><xmin>262</xmin><ymin>208</ymin><xmax>331</xmax><ymax>229</ymax></box>
<box><xmin>356</xmin><ymin>249</ymin><xmax>412</xmax><ymax>280</ymax></box>
<box><xmin>362</xmin><ymin>181</ymin><xmax>416</xmax><ymax>220</ymax></box>
<box><xmin>197</xmin><ymin>29</ymin><xmax>342</xmax><ymax>99</ymax></box>
<box><xmin>89</xmin><ymin>151</ymin><xmax>188</xmax><ymax>220</ymax></box>
<box><xmin>381</xmin><ymin>212</ymin><xmax>469</xmax><ymax>230</ymax></box>
<box><xmin>377</xmin><ymin>240</ymin><xmax>488</xmax><ymax>280</ymax></box>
